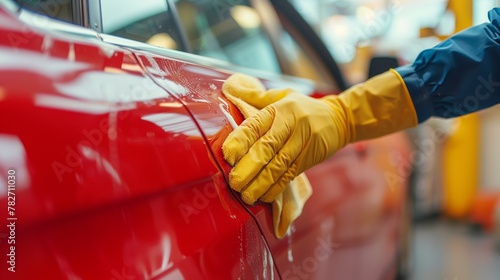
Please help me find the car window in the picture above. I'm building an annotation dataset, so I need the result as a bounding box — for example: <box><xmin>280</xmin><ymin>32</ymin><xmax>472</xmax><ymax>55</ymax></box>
<box><xmin>174</xmin><ymin>0</ymin><xmax>281</xmax><ymax>74</ymax></box>
<box><xmin>16</xmin><ymin>0</ymin><xmax>74</xmax><ymax>23</ymax></box>
<box><xmin>271</xmin><ymin>1</ymin><xmax>345</xmax><ymax>91</ymax></box>
<box><xmin>278</xmin><ymin>29</ymin><xmax>334</xmax><ymax>89</ymax></box>
<box><xmin>101</xmin><ymin>0</ymin><xmax>183</xmax><ymax>50</ymax></box>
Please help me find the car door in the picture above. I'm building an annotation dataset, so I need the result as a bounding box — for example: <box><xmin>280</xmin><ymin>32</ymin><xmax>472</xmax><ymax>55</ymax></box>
<box><xmin>16</xmin><ymin>0</ymin><xmax>411</xmax><ymax>279</ymax></box>
<box><xmin>0</xmin><ymin>3</ymin><xmax>279</xmax><ymax>279</ymax></box>
<box><xmin>93</xmin><ymin>1</ymin><xmax>407</xmax><ymax>279</ymax></box>
<box><xmin>158</xmin><ymin>1</ymin><xmax>411</xmax><ymax>279</ymax></box>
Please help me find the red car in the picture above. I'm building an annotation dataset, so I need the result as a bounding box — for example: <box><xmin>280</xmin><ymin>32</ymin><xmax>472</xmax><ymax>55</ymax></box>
<box><xmin>0</xmin><ymin>0</ymin><xmax>413</xmax><ymax>279</ymax></box>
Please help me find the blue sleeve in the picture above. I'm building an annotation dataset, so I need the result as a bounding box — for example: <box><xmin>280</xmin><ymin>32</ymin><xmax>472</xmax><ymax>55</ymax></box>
<box><xmin>395</xmin><ymin>8</ymin><xmax>500</xmax><ymax>123</ymax></box>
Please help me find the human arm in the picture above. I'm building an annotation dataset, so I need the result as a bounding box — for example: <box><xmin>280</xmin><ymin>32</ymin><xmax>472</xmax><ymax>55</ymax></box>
<box><xmin>396</xmin><ymin>8</ymin><xmax>500</xmax><ymax>121</ymax></box>
<box><xmin>222</xmin><ymin>8</ymin><xmax>500</xmax><ymax>205</ymax></box>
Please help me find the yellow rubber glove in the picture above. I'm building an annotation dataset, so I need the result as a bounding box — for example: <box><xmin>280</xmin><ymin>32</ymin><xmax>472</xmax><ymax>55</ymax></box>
<box><xmin>222</xmin><ymin>70</ymin><xmax>418</xmax><ymax>205</ymax></box>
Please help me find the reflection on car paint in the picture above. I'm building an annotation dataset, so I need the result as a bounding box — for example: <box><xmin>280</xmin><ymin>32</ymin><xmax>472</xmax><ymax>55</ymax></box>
<box><xmin>34</xmin><ymin>94</ymin><xmax>124</xmax><ymax>114</ymax></box>
<box><xmin>287</xmin><ymin>226</ymin><xmax>294</xmax><ymax>263</ymax></box>
<box><xmin>182</xmin><ymin>65</ymin><xmax>227</xmax><ymax>79</ymax></box>
<box><xmin>0</xmin><ymin>134</ymin><xmax>29</xmax><ymax>198</ymax></box>
<box><xmin>142</xmin><ymin>113</ymin><xmax>203</xmax><ymax>137</ymax></box>
<box><xmin>218</xmin><ymin>97</ymin><xmax>238</xmax><ymax>129</ymax></box>
<box><xmin>78</xmin><ymin>145</ymin><xmax>122</xmax><ymax>185</ymax></box>
<box><xmin>0</xmin><ymin>47</ymin><xmax>88</xmax><ymax>77</ymax></box>
<box><xmin>155</xmin><ymin>78</ymin><xmax>190</xmax><ymax>98</ymax></box>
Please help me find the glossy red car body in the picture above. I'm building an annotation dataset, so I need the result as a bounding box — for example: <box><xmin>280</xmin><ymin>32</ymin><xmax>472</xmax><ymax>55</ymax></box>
<box><xmin>0</xmin><ymin>3</ymin><xmax>412</xmax><ymax>280</ymax></box>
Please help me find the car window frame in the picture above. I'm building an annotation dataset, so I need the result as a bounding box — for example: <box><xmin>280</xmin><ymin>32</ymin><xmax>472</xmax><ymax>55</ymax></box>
<box><xmin>89</xmin><ymin>0</ymin><xmax>190</xmax><ymax>51</ymax></box>
<box><xmin>270</xmin><ymin>0</ymin><xmax>348</xmax><ymax>91</ymax></box>
<box><xmin>74</xmin><ymin>0</ymin><xmax>87</xmax><ymax>27</ymax></box>
<box><xmin>248</xmin><ymin>0</ymin><xmax>290</xmax><ymax>76</ymax></box>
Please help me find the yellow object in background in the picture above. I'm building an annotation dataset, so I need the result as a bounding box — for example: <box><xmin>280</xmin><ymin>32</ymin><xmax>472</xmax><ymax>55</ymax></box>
<box><xmin>443</xmin><ymin>114</ymin><xmax>480</xmax><ymax>218</ymax></box>
<box><xmin>441</xmin><ymin>0</ymin><xmax>479</xmax><ymax>218</ymax></box>
<box><xmin>448</xmin><ymin>0</ymin><xmax>472</xmax><ymax>32</ymax></box>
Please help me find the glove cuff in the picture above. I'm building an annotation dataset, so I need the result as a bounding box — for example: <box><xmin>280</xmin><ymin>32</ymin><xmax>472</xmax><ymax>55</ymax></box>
<box><xmin>322</xmin><ymin>70</ymin><xmax>418</xmax><ymax>143</ymax></box>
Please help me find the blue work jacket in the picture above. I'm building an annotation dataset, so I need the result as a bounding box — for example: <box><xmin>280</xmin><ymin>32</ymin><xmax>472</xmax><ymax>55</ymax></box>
<box><xmin>396</xmin><ymin>8</ymin><xmax>500</xmax><ymax>122</ymax></box>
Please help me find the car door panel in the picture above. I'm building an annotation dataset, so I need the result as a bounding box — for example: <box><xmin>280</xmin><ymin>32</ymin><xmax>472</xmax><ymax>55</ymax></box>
<box><xmin>127</xmin><ymin>0</ymin><xmax>412</xmax><ymax>277</ymax></box>
<box><xmin>132</xmin><ymin>45</ymin><xmax>404</xmax><ymax>279</ymax></box>
<box><xmin>0</xmin><ymin>6</ymin><xmax>276</xmax><ymax>279</ymax></box>
<box><xmin>0</xmin><ymin>0</ymin><xmax>413</xmax><ymax>278</ymax></box>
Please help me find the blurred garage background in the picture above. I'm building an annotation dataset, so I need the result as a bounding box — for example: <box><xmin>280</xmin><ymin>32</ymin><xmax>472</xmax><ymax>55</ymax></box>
<box><xmin>291</xmin><ymin>0</ymin><xmax>500</xmax><ymax>279</ymax></box>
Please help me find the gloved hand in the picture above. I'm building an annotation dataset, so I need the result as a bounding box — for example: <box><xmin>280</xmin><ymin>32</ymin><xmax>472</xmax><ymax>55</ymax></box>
<box><xmin>222</xmin><ymin>70</ymin><xmax>418</xmax><ymax>205</ymax></box>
